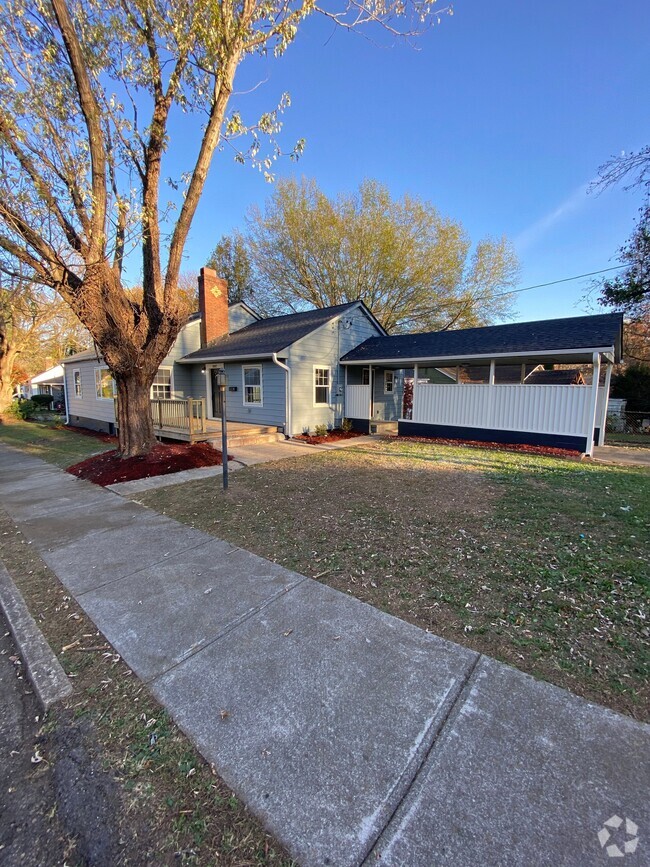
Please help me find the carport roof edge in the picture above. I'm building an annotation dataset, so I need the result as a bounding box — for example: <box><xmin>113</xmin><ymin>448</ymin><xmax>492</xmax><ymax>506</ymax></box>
<box><xmin>340</xmin><ymin>312</ymin><xmax>624</xmax><ymax>366</ymax></box>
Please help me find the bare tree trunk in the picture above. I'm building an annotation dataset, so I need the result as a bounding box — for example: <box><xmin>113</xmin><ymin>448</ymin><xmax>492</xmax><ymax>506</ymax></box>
<box><xmin>114</xmin><ymin>373</ymin><xmax>157</xmax><ymax>457</ymax></box>
<box><xmin>0</xmin><ymin>345</ymin><xmax>18</xmax><ymax>413</ymax></box>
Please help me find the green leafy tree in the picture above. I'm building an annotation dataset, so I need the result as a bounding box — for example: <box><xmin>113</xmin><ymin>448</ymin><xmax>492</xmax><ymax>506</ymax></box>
<box><xmin>598</xmin><ymin>204</ymin><xmax>649</xmax><ymax>319</ymax></box>
<box><xmin>207</xmin><ymin>234</ymin><xmax>254</xmax><ymax>304</ymax></box>
<box><xmin>228</xmin><ymin>178</ymin><xmax>519</xmax><ymax>332</ymax></box>
<box><xmin>611</xmin><ymin>364</ymin><xmax>650</xmax><ymax>412</ymax></box>
<box><xmin>0</xmin><ymin>0</ymin><xmax>449</xmax><ymax>455</ymax></box>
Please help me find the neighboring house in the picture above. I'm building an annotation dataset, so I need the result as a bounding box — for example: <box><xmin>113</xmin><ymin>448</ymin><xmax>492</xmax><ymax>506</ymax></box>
<box><xmin>29</xmin><ymin>364</ymin><xmax>65</xmax><ymax>403</ymax></box>
<box><xmin>61</xmin><ymin>268</ymin><xmax>623</xmax><ymax>455</ymax></box>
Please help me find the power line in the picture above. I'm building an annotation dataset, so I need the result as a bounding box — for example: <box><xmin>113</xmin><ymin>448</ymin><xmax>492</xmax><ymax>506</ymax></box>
<box><xmin>491</xmin><ymin>264</ymin><xmax>626</xmax><ymax>300</ymax></box>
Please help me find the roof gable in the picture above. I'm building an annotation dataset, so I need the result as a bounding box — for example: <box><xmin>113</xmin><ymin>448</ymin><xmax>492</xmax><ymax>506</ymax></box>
<box><xmin>181</xmin><ymin>301</ymin><xmax>370</xmax><ymax>362</ymax></box>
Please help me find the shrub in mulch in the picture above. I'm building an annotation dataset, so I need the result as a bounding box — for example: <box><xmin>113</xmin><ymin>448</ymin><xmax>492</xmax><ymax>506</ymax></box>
<box><xmin>397</xmin><ymin>435</ymin><xmax>582</xmax><ymax>459</ymax></box>
<box><xmin>67</xmin><ymin>441</ymin><xmax>226</xmax><ymax>486</ymax></box>
<box><xmin>293</xmin><ymin>428</ymin><xmax>365</xmax><ymax>446</ymax></box>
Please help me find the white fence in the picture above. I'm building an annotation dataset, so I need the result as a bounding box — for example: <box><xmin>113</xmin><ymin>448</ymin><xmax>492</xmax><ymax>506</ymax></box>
<box><xmin>411</xmin><ymin>384</ymin><xmax>606</xmax><ymax>437</ymax></box>
<box><xmin>345</xmin><ymin>385</ymin><xmax>371</xmax><ymax>419</ymax></box>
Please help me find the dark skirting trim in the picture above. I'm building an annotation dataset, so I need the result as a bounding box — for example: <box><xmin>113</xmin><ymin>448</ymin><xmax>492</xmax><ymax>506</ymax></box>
<box><xmin>397</xmin><ymin>421</ymin><xmax>587</xmax><ymax>453</ymax></box>
<box><xmin>348</xmin><ymin>418</ymin><xmax>371</xmax><ymax>434</ymax></box>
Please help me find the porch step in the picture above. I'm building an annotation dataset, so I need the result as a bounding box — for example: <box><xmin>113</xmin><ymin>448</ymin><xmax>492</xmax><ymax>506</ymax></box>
<box><xmin>224</xmin><ymin>431</ymin><xmax>284</xmax><ymax>448</ymax></box>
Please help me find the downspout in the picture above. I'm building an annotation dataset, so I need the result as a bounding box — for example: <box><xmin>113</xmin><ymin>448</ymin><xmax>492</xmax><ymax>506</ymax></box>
<box><xmin>61</xmin><ymin>363</ymin><xmax>69</xmax><ymax>425</ymax></box>
<box><xmin>272</xmin><ymin>353</ymin><xmax>292</xmax><ymax>439</ymax></box>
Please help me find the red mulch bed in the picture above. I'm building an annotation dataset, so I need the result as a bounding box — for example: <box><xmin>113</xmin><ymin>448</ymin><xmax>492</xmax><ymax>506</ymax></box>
<box><xmin>67</xmin><ymin>441</ymin><xmax>225</xmax><ymax>486</ymax></box>
<box><xmin>293</xmin><ymin>429</ymin><xmax>365</xmax><ymax>446</ymax></box>
<box><xmin>397</xmin><ymin>436</ymin><xmax>583</xmax><ymax>459</ymax></box>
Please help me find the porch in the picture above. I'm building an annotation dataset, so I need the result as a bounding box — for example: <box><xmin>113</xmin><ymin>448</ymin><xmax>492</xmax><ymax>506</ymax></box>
<box><xmin>149</xmin><ymin>398</ymin><xmax>281</xmax><ymax>446</ymax></box>
<box><xmin>344</xmin><ymin>356</ymin><xmax>613</xmax><ymax>455</ymax></box>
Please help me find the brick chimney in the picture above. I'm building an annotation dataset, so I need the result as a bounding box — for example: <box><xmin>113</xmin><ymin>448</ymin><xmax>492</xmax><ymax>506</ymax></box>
<box><xmin>198</xmin><ymin>267</ymin><xmax>229</xmax><ymax>347</ymax></box>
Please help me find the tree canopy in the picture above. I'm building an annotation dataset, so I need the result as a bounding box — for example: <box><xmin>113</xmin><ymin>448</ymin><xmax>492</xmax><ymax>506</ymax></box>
<box><xmin>0</xmin><ymin>0</ymin><xmax>450</xmax><ymax>453</ymax></box>
<box><xmin>598</xmin><ymin>203</ymin><xmax>649</xmax><ymax>320</ymax></box>
<box><xmin>209</xmin><ymin>178</ymin><xmax>520</xmax><ymax>332</ymax></box>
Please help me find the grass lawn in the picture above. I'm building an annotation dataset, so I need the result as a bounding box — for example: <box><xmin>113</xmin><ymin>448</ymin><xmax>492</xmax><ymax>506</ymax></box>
<box><xmin>605</xmin><ymin>433</ymin><xmax>650</xmax><ymax>449</ymax></box>
<box><xmin>136</xmin><ymin>439</ymin><xmax>650</xmax><ymax>722</ymax></box>
<box><xmin>0</xmin><ymin>416</ymin><xmax>113</xmax><ymax>467</ymax></box>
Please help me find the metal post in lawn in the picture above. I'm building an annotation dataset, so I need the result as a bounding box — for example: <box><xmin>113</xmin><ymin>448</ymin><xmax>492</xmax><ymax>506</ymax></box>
<box><xmin>215</xmin><ymin>369</ymin><xmax>228</xmax><ymax>491</ymax></box>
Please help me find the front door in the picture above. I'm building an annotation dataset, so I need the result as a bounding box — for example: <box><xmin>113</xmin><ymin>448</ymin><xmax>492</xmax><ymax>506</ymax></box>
<box><xmin>210</xmin><ymin>368</ymin><xmax>223</xmax><ymax>419</ymax></box>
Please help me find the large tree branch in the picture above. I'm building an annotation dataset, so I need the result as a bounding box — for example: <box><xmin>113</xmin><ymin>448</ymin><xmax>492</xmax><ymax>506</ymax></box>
<box><xmin>0</xmin><ymin>113</ymin><xmax>87</xmax><ymax>256</ymax></box>
<box><xmin>50</xmin><ymin>0</ymin><xmax>107</xmax><ymax>257</ymax></box>
<box><xmin>165</xmin><ymin>50</ymin><xmax>241</xmax><ymax>302</ymax></box>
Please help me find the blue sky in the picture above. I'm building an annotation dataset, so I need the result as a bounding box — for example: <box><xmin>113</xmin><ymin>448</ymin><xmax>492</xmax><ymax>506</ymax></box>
<box><xmin>174</xmin><ymin>0</ymin><xmax>649</xmax><ymax>323</ymax></box>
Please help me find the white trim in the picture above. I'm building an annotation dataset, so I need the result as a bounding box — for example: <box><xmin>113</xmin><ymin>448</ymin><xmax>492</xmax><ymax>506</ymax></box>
<box><xmin>242</xmin><ymin>364</ymin><xmax>264</xmax><ymax>407</ymax></box>
<box><xmin>313</xmin><ymin>365</ymin><xmax>331</xmax><ymax>407</ymax></box>
<box><xmin>94</xmin><ymin>366</ymin><xmax>116</xmax><ymax>400</ymax></box>
<box><xmin>150</xmin><ymin>365</ymin><xmax>174</xmax><ymax>400</ymax></box>
<box><xmin>384</xmin><ymin>369</ymin><xmax>395</xmax><ymax>394</ymax></box>
<box><xmin>598</xmin><ymin>363</ymin><xmax>613</xmax><ymax>446</ymax></box>
<box><xmin>585</xmin><ymin>352</ymin><xmax>601</xmax><ymax>456</ymax></box>
<box><xmin>341</xmin><ymin>346</ymin><xmax>616</xmax><ymax>366</ymax></box>
<box><xmin>73</xmin><ymin>368</ymin><xmax>82</xmax><ymax>398</ymax></box>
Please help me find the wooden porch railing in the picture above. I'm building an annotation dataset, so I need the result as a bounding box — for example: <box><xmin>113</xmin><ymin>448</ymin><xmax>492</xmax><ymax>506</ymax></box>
<box><xmin>151</xmin><ymin>398</ymin><xmax>207</xmax><ymax>434</ymax></box>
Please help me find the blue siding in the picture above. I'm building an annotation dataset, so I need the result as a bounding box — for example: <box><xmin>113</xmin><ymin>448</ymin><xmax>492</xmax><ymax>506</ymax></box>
<box><xmin>228</xmin><ymin>303</ymin><xmax>258</xmax><ymax>333</ymax></box>
<box><xmin>64</xmin><ymin>359</ymin><xmax>116</xmax><ymax>428</ymax></box>
<box><xmin>288</xmin><ymin>305</ymin><xmax>382</xmax><ymax>434</ymax></box>
<box><xmin>189</xmin><ymin>360</ymin><xmax>286</xmax><ymax>428</ymax></box>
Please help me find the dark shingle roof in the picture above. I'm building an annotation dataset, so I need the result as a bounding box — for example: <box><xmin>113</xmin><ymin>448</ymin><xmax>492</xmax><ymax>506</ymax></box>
<box><xmin>62</xmin><ymin>347</ymin><xmax>102</xmax><ymax>363</ymax></box>
<box><xmin>526</xmin><ymin>368</ymin><xmax>584</xmax><ymax>385</ymax></box>
<box><xmin>341</xmin><ymin>313</ymin><xmax>623</xmax><ymax>364</ymax></box>
<box><xmin>182</xmin><ymin>302</ymin><xmax>361</xmax><ymax>361</ymax></box>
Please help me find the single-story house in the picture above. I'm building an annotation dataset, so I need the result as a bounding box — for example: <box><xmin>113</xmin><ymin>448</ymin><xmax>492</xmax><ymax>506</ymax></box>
<box><xmin>61</xmin><ymin>268</ymin><xmax>623</xmax><ymax>455</ymax></box>
<box><xmin>28</xmin><ymin>364</ymin><xmax>65</xmax><ymax>403</ymax></box>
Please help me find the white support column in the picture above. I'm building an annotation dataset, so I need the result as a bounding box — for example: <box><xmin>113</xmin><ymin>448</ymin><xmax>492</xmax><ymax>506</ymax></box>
<box><xmin>597</xmin><ymin>362</ymin><xmax>613</xmax><ymax>446</ymax></box>
<box><xmin>368</xmin><ymin>364</ymin><xmax>373</xmax><ymax>421</ymax></box>
<box><xmin>413</xmin><ymin>364</ymin><xmax>418</xmax><ymax>422</ymax></box>
<box><xmin>488</xmin><ymin>360</ymin><xmax>496</xmax><ymax>429</ymax></box>
<box><xmin>585</xmin><ymin>351</ymin><xmax>601</xmax><ymax>457</ymax></box>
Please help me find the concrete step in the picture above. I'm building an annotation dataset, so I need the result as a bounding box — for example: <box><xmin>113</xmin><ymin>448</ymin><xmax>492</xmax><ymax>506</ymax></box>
<box><xmin>225</xmin><ymin>432</ymin><xmax>283</xmax><ymax>448</ymax></box>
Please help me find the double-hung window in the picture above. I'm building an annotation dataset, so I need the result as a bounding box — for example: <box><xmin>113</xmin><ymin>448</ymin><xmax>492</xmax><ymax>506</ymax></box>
<box><xmin>73</xmin><ymin>369</ymin><xmax>82</xmax><ymax>397</ymax></box>
<box><xmin>384</xmin><ymin>370</ymin><xmax>394</xmax><ymax>394</ymax></box>
<box><xmin>243</xmin><ymin>366</ymin><xmax>263</xmax><ymax>405</ymax></box>
<box><xmin>151</xmin><ymin>368</ymin><xmax>172</xmax><ymax>400</ymax></box>
<box><xmin>95</xmin><ymin>367</ymin><xmax>116</xmax><ymax>400</ymax></box>
<box><xmin>314</xmin><ymin>367</ymin><xmax>330</xmax><ymax>406</ymax></box>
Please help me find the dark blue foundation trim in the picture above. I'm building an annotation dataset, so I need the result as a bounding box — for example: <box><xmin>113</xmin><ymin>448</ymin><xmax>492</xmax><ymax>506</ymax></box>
<box><xmin>348</xmin><ymin>417</ymin><xmax>370</xmax><ymax>434</ymax></box>
<box><xmin>398</xmin><ymin>421</ymin><xmax>587</xmax><ymax>453</ymax></box>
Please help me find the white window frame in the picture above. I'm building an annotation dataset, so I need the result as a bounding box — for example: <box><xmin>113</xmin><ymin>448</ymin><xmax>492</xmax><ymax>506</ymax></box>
<box><xmin>150</xmin><ymin>366</ymin><xmax>174</xmax><ymax>401</ymax></box>
<box><xmin>94</xmin><ymin>367</ymin><xmax>116</xmax><ymax>401</ymax></box>
<box><xmin>73</xmin><ymin>368</ymin><xmax>82</xmax><ymax>398</ymax></box>
<box><xmin>384</xmin><ymin>370</ymin><xmax>395</xmax><ymax>394</ymax></box>
<box><xmin>242</xmin><ymin>364</ymin><xmax>263</xmax><ymax>407</ymax></box>
<box><xmin>361</xmin><ymin>367</ymin><xmax>370</xmax><ymax>386</ymax></box>
<box><xmin>313</xmin><ymin>365</ymin><xmax>331</xmax><ymax>407</ymax></box>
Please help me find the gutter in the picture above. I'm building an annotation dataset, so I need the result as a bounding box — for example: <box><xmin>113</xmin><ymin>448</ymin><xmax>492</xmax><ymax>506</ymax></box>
<box><xmin>272</xmin><ymin>353</ymin><xmax>292</xmax><ymax>438</ymax></box>
<box><xmin>178</xmin><ymin>352</ymin><xmax>274</xmax><ymax>364</ymax></box>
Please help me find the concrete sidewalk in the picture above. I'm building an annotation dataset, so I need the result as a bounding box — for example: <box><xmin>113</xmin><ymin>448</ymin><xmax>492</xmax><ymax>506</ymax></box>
<box><xmin>593</xmin><ymin>444</ymin><xmax>650</xmax><ymax>468</ymax></box>
<box><xmin>1</xmin><ymin>443</ymin><xmax>648</xmax><ymax>866</ymax></box>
